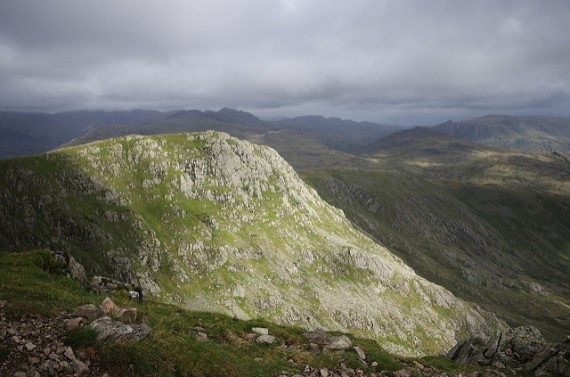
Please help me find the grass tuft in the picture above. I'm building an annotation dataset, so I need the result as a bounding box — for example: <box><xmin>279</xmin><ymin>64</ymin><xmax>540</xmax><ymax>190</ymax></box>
<box><xmin>0</xmin><ymin>250</ymin><xmax>95</xmax><ymax>315</ymax></box>
<box><xmin>0</xmin><ymin>346</ymin><xmax>10</xmax><ymax>363</ymax></box>
<box><xmin>64</xmin><ymin>327</ymin><xmax>99</xmax><ymax>348</ymax></box>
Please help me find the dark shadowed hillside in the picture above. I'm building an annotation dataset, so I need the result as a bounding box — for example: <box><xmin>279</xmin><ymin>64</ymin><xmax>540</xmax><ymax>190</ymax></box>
<box><xmin>434</xmin><ymin>115</ymin><xmax>570</xmax><ymax>153</ymax></box>
<box><xmin>302</xmin><ymin>127</ymin><xmax>570</xmax><ymax>342</ymax></box>
<box><xmin>358</xmin><ymin>126</ymin><xmax>487</xmax><ymax>160</ymax></box>
<box><xmin>0</xmin><ymin>110</ymin><xmax>169</xmax><ymax>158</ymax></box>
<box><xmin>274</xmin><ymin>115</ymin><xmax>402</xmax><ymax>152</ymax></box>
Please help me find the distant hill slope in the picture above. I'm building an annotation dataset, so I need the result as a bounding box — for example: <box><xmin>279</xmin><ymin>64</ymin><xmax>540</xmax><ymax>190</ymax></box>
<box><xmin>434</xmin><ymin>115</ymin><xmax>570</xmax><ymax>153</ymax></box>
<box><xmin>274</xmin><ymin>115</ymin><xmax>402</xmax><ymax>152</ymax></box>
<box><xmin>0</xmin><ymin>131</ymin><xmax>504</xmax><ymax>356</ymax></box>
<box><xmin>0</xmin><ymin>110</ymin><xmax>169</xmax><ymax>158</ymax></box>
<box><xmin>303</xmin><ymin>126</ymin><xmax>570</xmax><ymax>342</ymax></box>
<box><xmin>359</xmin><ymin>126</ymin><xmax>487</xmax><ymax>161</ymax></box>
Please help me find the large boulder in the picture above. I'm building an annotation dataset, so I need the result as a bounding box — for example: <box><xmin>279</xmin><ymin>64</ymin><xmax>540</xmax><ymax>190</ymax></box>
<box><xmin>89</xmin><ymin>316</ymin><xmax>151</xmax><ymax>342</ymax></box>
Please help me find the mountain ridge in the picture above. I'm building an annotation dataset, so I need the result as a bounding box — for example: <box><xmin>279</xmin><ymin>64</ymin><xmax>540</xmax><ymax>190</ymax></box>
<box><xmin>0</xmin><ymin>131</ymin><xmax>505</xmax><ymax>356</ymax></box>
<box><xmin>4</xmin><ymin>109</ymin><xmax>570</xmax><ymax>160</ymax></box>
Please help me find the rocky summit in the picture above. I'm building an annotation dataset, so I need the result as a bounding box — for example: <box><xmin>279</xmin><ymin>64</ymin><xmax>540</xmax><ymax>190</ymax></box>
<box><xmin>0</xmin><ymin>131</ymin><xmax>504</xmax><ymax>355</ymax></box>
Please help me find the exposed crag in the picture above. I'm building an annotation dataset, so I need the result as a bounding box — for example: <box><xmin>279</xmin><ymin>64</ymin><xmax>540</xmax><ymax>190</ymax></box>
<box><xmin>0</xmin><ymin>131</ymin><xmax>505</xmax><ymax>355</ymax></box>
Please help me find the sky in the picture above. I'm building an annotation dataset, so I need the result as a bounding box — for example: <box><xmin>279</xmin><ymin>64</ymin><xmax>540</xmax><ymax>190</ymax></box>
<box><xmin>1</xmin><ymin>0</ymin><xmax>569</xmax><ymax>125</ymax></box>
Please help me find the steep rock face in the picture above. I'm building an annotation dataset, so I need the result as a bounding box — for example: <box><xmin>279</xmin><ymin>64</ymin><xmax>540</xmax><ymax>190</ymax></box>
<box><xmin>0</xmin><ymin>131</ymin><xmax>505</xmax><ymax>355</ymax></box>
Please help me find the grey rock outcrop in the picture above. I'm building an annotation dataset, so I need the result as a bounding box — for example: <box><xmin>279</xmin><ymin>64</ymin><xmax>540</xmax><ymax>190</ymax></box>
<box><xmin>89</xmin><ymin>316</ymin><xmax>151</xmax><ymax>343</ymax></box>
<box><xmin>447</xmin><ymin>326</ymin><xmax>570</xmax><ymax>376</ymax></box>
<box><xmin>256</xmin><ymin>334</ymin><xmax>276</xmax><ymax>345</ymax></box>
<box><xmin>50</xmin><ymin>250</ymin><xmax>88</xmax><ymax>285</ymax></box>
<box><xmin>326</xmin><ymin>335</ymin><xmax>352</xmax><ymax>350</ymax></box>
<box><xmin>304</xmin><ymin>329</ymin><xmax>352</xmax><ymax>351</ymax></box>
<box><xmin>72</xmin><ymin>304</ymin><xmax>103</xmax><ymax>321</ymax></box>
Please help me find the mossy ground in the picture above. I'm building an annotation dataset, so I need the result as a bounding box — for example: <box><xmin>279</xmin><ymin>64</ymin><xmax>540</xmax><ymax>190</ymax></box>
<box><xmin>2</xmin><ymin>249</ymin><xmax>515</xmax><ymax>377</ymax></box>
<box><xmin>0</xmin><ymin>250</ymin><xmax>409</xmax><ymax>377</ymax></box>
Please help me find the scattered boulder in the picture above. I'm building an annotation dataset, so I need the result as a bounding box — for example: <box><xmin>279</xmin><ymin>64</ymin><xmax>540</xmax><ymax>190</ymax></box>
<box><xmin>72</xmin><ymin>303</ymin><xmax>103</xmax><ymax>321</ymax></box>
<box><xmin>89</xmin><ymin>316</ymin><xmax>151</xmax><ymax>342</ymax></box>
<box><xmin>65</xmin><ymin>316</ymin><xmax>84</xmax><ymax>330</ymax></box>
<box><xmin>305</xmin><ymin>328</ymin><xmax>328</xmax><ymax>344</ymax></box>
<box><xmin>354</xmin><ymin>346</ymin><xmax>366</xmax><ymax>360</ymax></box>
<box><xmin>64</xmin><ymin>346</ymin><xmax>75</xmax><ymax>360</ymax></box>
<box><xmin>256</xmin><ymin>334</ymin><xmax>276</xmax><ymax>345</ymax></box>
<box><xmin>100</xmin><ymin>296</ymin><xmax>122</xmax><ymax>315</ymax></box>
<box><xmin>326</xmin><ymin>335</ymin><xmax>352</xmax><ymax>350</ymax></box>
<box><xmin>196</xmin><ymin>332</ymin><xmax>208</xmax><ymax>342</ymax></box>
<box><xmin>252</xmin><ymin>327</ymin><xmax>269</xmax><ymax>335</ymax></box>
<box><xmin>72</xmin><ymin>358</ymin><xmax>90</xmax><ymax>377</ymax></box>
<box><xmin>90</xmin><ymin>275</ymin><xmax>131</xmax><ymax>295</ymax></box>
<box><xmin>0</xmin><ymin>301</ymin><xmax>106</xmax><ymax>376</ymax></box>
<box><xmin>100</xmin><ymin>296</ymin><xmax>137</xmax><ymax>322</ymax></box>
<box><xmin>309</xmin><ymin>343</ymin><xmax>320</xmax><ymax>354</ymax></box>
<box><xmin>305</xmin><ymin>328</ymin><xmax>353</xmax><ymax>351</ymax></box>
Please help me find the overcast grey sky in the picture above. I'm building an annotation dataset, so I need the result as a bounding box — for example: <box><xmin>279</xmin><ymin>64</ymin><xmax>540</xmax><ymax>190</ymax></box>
<box><xmin>1</xmin><ymin>0</ymin><xmax>569</xmax><ymax>124</ymax></box>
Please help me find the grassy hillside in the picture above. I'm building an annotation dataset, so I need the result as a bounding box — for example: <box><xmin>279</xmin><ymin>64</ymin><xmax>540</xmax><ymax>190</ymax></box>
<box><xmin>2</xmin><ymin>250</ymin><xmax>504</xmax><ymax>377</ymax></box>
<box><xmin>301</xmin><ymin>128</ymin><xmax>570</xmax><ymax>342</ymax></box>
<box><xmin>0</xmin><ymin>132</ymin><xmax>504</xmax><ymax>356</ymax></box>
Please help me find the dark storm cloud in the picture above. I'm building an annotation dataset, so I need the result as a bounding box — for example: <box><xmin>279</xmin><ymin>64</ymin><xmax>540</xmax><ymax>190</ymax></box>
<box><xmin>1</xmin><ymin>0</ymin><xmax>570</xmax><ymax>123</ymax></box>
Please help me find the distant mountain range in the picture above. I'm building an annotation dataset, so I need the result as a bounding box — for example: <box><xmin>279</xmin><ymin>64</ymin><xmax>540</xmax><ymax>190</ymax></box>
<box><xmin>0</xmin><ymin>110</ymin><xmax>168</xmax><ymax>158</ymax></box>
<box><xmin>3</xmin><ymin>109</ymin><xmax>570</xmax><ymax>160</ymax></box>
<box><xmin>0</xmin><ymin>108</ymin><xmax>401</xmax><ymax>159</ymax></box>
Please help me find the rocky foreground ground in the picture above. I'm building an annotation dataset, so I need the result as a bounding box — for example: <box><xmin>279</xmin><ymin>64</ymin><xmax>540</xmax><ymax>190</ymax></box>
<box><xmin>0</xmin><ymin>300</ymin><xmax>106</xmax><ymax>376</ymax></box>
<box><xmin>2</xmin><ymin>295</ymin><xmax>570</xmax><ymax>377</ymax></box>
